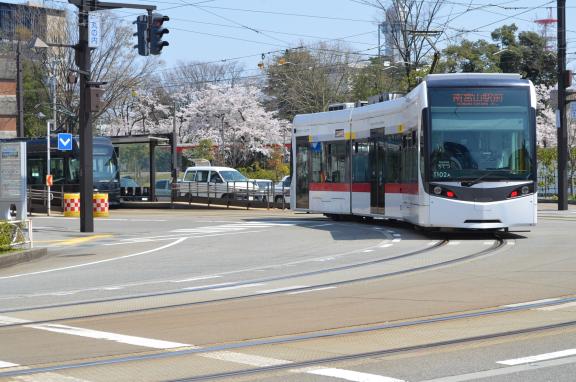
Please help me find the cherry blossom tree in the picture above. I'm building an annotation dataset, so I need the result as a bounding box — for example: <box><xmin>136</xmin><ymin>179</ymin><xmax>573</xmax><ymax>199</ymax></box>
<box><xmin>179</xmin><ymin>84</ymin><xmax>290</xmax><ymax>167</ymax></box>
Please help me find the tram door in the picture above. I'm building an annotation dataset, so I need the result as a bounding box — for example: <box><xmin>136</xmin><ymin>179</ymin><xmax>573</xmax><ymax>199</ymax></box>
<box><xmin>370</xmin><ymin>128</ymin><xmax>386</xmax><ymax>214</ymax></box>
<box><xmin>295</xmin><ymin>136</ymin><xmax>310</xmax><ymax>209</ymax></box>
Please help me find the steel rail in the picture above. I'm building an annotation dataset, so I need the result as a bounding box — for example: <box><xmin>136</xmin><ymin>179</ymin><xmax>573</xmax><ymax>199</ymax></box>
<box><xmin>0</xmin><ymin>236</ymin><xmax>448</xmax><ymax>316</ymax></box>
<box><xmin>0</xmin><ymin>238</ymin><xmax>507</xmax><ymax>329</ymax></box>
<box><xmin>1</xmin><ymin>289</ymin><xmax>576</xmax><ymax>379</ymax></box>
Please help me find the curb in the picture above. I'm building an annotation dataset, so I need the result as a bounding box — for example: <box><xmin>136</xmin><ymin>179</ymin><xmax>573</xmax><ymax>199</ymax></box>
<box><xmin>0</xmin><ymin>248</ymin><xmax>49</xmax><ymax>269</ymax></box>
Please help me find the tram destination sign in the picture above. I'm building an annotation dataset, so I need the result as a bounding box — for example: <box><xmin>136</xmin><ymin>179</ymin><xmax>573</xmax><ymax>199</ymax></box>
<box><xmin>430</xmin><ymin>88</ymin><xmax>529</xmax><ymax>108</ymax></box>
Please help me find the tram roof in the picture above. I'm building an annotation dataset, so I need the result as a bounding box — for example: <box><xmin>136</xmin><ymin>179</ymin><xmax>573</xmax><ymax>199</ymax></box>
<box><xmin>293</xmin><ymin>73</ymin><xmax>531</xmax><ymax>128</ymax></box>
<box><xmin>425</xmin><ymin>73</ymin><xmax>530</xmax><ymax>88</ymax></box>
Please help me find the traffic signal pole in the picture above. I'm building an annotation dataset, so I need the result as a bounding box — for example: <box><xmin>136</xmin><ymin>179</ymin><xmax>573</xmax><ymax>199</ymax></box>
<box><xmin>68</xmin><ymin>0</ymin><xmax>159</xmax><ymax>232</ymax></box>
<box><xmin>557</xmin><ymin>0</ymin><xmax>568</xmax><ymax>210</ymax></box>
<box><xmin>77</xmin><ymin>0</ymin><xmax>94</xmax><ymax>232</ymax></box>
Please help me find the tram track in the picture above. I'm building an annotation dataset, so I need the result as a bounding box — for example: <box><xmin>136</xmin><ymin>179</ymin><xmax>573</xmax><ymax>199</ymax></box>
<box><xmin>1</xmin><ymin>291</ymin><xmax>576</xmax><ymax>379</ymax></box>
<box><xmin>0</xmin><ymin>236</ymin><xmax>508</xmax><ymax>329</ymax></box>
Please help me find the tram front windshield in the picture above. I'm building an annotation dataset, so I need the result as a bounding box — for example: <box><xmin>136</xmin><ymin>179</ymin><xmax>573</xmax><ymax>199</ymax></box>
<box><xmin>68</xmin><ymin>144</ymin><xmax>118</xmax><ymax>183</ymax></box>
<box><xmin>428</xmin><ymin>87</ymin><xmax>534</xmax><ymax>182</ymax></box>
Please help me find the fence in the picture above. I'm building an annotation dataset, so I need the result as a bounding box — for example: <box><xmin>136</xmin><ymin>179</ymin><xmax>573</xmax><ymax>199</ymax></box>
<box><xmin>173</xmin><ymin>181</ymin><xmax>290</xmax><ymax>210</ymax></box>
<box><xmin>537</xmin><ymin>162</ymin><xmax>576</xmax><ymax>200</ymax></box>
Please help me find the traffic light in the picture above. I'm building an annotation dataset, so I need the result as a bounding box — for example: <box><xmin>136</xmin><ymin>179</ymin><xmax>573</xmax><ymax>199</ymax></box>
<box><xmin>133</xmin><ymin>15</ymin><xmax>149</xmax><ymax>56</ymax></box>
<box><xmin>150</xmin><ymin>13</ymin><xmax>169</xmax><ymax>55</ymax></box>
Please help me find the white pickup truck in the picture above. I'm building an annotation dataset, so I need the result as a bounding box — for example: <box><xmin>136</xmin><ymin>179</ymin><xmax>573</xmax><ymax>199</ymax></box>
<box><xmin>274</xmin><ymin>175</ymin><xmax>291</xmax><ymax>205</ymax></box>
<box><xmin>179</xmin><ymin>166</ymin><xmax>257</xmax><ymax>200</ymax></box>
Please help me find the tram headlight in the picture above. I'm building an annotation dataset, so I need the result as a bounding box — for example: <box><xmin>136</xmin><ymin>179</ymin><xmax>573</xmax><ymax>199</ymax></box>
<box><xmin>433</xmin><ymin>186</ymin><xmax>442</xmax><ymax>195</ymax></box>
<box><xmin>521</xmin><ymin>185</ymin><xmax>529</xmax><ymax>195</ymax></box>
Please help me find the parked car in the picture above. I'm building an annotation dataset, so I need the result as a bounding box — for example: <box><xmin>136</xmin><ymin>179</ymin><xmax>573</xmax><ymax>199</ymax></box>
<box><xmin>120</xmin><ymin>176</ymin><xmax>148</xmax><ymax>201</ymax></box>
<box><xmin>179</xmin><ymin>166</ymin><xmax>257</xmax><ymax>200</ymax></box>
<box><xmin>274</xmin><ymin>175</ymin><xmax>291</xmax><ymax>205</ymax></box>
<box><xmin>249</xmin><ymin>179</ymin><xmax>273</xmax><ymax>201</ymax></box>
<box><xmin>155</xmin><ymin>179</ymin><xmax>172</xmax><ymax>201</ymax></box>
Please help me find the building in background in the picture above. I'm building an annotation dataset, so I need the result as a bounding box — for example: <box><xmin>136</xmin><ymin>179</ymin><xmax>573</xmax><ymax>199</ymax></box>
<box><xmin>0</xmin><ymin>1</ymin><xmax>66</xmax><ymax>137</ymax></box>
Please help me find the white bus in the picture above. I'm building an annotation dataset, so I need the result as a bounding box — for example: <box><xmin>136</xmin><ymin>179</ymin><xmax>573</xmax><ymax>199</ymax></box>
<box><xmin>292</xmin><ymin>73</ymin><xmax>537</xmax><ymax>230</ymax></box>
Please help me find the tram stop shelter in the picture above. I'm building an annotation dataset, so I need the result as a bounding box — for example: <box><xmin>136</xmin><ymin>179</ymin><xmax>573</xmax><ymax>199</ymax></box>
<box><xmin>109</xmin><ymin>134</ymin><xmax>175</xmax><ymax>202</ymax></box>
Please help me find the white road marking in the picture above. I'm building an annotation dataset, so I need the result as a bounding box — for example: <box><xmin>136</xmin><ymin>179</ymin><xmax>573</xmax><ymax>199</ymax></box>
<box><xmin>0</xmin><ymin>238</ymin><xmax>187</xmax><ymax>280</ymax></box>
<box><xmin>392</xmin><ymin>238</ymin><xmax>401</xmax><ymax>243</ymax></box>
<box><xmin>427</xmin><ymin>241</ymin><xmax>438</xmax><ymax>246</ymax></box>
<box><xmin>212</xmin><ymin>283</ymin><xmax>265</xmax><ymax>291</ymax></box>
<box><xmin>202</xmin><ymin>351</ymin><xmax>288</xmax><ymax>366</ymax></box>
<box><xmin>0</xmin><ymin>315</ymin><xmax>189</xmax><ymax>349</ymax></box>
<box><xmin>362</xmin><ymin>249</ymin><xmax>374</xmax><ymax>253</ymax></box>
<box><xmin>535</xmin><ymin>301</ymin><xmax>576</xmax><ymax>311</ymax></box>
<box><xmin>483</xmin><ymin>241</ymin><xmax>494</xmax><ymax>245</ymax></box>
<box><xmin>0</xmin><ymin>313</ymin><xmax>401</xmax><ymax>382</ymax></box>
<box><xmin>11</xmin><ymin>374</ymin><xmax>92</xmax><ymax>381</ymax></box>
<box><xmin>181</xmin><ymin>282</ymin><xmax>233</xmax><ymax>291</ymax></box>
<box><xmin>286</xmin><ymin>286</ymin><xmax>337</xmax><ymax>295</ymax></box>
<box><xmin>497</xmin><ymin>349</ymin><xmax>576</xmax><ymax>365</ymax></box>
<box><xmin>420</xmin><ymin>356</ymin><xmax>576</xmax><ymax>382</ymax></box>
<box><xmin>0</xmin><ymin>316</ymin><xmax>29</xmax><ymax>325</ymax></box>
<box><xmin>379</xmin><ymin>244</ymin><xmax>393</xmax><ymax>248</ymax></box>
<box><xmin>104</xmin><ymin>230</ymin><xmax>266</xmax><ymax>246</ymax></box>
<box><xmin>170</xmin><ymin>275</ymin><xmax>221</xmax><ymax>283</ymax></box>
<box><xmin>27</xmin><ymin>323</ymin><xmax>190</xmax><ymax>349</ymax></box>
<box><xmin>448</xmin><ymin>241</ymin><xmax>460</xmax><ymax>246</ymax></box>
<box><xmin>256</xmin><ymin>286</ymin><xmax>307</xmax><ymax>294</ymax></box>
<box><xmin>502</xmin><ymin>298</ymin><xmax>562</xmax><ymax>308</ymax></box>
<box><xmin>313</xmin><ymin>257</ymin><xmax>335</xmax><ymax>262</ymax></box>
<box><xmin>304</xmin><ymin>368</ymin><xmax>405</xmax><ymax>382</ymax></box>
<box><xmin>33</xmin><ymin>217</ymin><xmax>166</xmax><ymax>222</ymax></box>
<box><xmin>507</xmin><ymin>241</ymin><xmax>516</xmax><ymax>245</ymax></box>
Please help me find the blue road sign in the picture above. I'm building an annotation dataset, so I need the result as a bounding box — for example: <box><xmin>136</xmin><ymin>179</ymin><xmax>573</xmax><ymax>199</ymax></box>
<box><xmin>57</xmin><ymin>133</ymin><xmax>73</xmax><ymax>151</ymax></box>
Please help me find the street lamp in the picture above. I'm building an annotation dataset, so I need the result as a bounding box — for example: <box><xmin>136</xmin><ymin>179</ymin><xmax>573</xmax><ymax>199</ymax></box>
<box><xmin>31</xmin><ymin>37</ymin><xmax>57</xmax><ymax>216</ymax></box>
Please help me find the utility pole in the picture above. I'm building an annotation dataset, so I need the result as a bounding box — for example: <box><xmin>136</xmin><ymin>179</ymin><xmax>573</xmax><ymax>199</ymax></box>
<box><xmin>75</xmin><ymin>0</ymin><xmax>95</xmax><ymax>232</ymax></box>
<box><xmin>15</xmin><ymin>41</ymin><xmax>24</xmax><ymax>137</ymax></box>
<box><xmin>557</xmin><ymin>0</ymin><xmax>568</xmax><ymax>210</ymax></box>
<box><xmin>68</xmin><ymin>0</ymin><xmax>160</xmax><ymax>231</ymax></box>
<box><xmin>171</xmin><ymin>101</ymin><xmax>178</xmax><ymax>204</ymax></box>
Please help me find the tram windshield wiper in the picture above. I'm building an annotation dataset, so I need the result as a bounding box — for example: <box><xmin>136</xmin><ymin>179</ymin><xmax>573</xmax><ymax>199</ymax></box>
<box><xmin>460</xmin><ymin>170</ymin><xmax>507</xmax><ymax>187</ymax></box>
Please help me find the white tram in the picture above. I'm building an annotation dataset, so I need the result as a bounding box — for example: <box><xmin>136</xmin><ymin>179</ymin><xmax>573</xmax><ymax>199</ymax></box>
<box><xmin>291</xmin><ymin>73</ymin><xmax>537</xmax><ymax>230</ymax></box>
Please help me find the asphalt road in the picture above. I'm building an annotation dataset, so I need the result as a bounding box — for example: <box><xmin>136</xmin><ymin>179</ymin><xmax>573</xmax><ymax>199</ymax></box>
<box><xmin>0</xmin><ymin>205</ymin><xmax>575</xmax><ymax>381</ymax></box>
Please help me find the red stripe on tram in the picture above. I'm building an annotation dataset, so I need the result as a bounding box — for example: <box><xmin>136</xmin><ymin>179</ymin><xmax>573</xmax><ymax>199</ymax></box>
<box><xmin>309</xmin><ymin>183</ymin><xmax>418</xmax><ymax>194</ymax></box>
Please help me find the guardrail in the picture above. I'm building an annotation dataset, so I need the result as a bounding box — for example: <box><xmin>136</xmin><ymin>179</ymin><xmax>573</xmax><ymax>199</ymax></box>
<box><xmin>172</xmin><ymin>181</ymin><xmax>290</xmax><ymax>210</ymax></box>
<box><xmin>0</xmin><ymin>219</ymin><xmax>33</xmax><ymax>249</ymax></box>
<box><xmin>27</xmin><ymin>186</ymin><xmax>65</xmax><ymax>214</ymax></box>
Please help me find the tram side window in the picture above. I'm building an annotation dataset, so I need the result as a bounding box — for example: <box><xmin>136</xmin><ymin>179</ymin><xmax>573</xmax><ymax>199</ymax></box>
<box><xmin>311</xmin><ymin>142</ymin><xmax>323</xmax><ymax>183</ymax></box>
<box><xmin>28</xmin><ymin>158</ymin><xmax>46</xmax><ymax>185</ymax></box>
<box><xmin>324</xmin><ymin>141</ymin><xmax>348</xmax><ymax>183</ymax></box>
<box><xmin>69</xmin><ymin>158</ymin><xmax>80</xmax><ymax>183</ymax></box>
<box><xmin>401</xmin><ymin>130</ymin><xmax>418</xmax><ymax>184</ymax></box>
<box><xmin>353</xmin><ymin>141</ymin><xmax>370</xmax><ymax>182</ymax></box>
<box><xmin>51</xmin><ymin>158</ymin><xmax>65</xmax><ymax>184</ymax></box>
<box><xmin>385</xmin><ymin>134</ymin><xmax>401</xmax><ymax>184</ymax></box>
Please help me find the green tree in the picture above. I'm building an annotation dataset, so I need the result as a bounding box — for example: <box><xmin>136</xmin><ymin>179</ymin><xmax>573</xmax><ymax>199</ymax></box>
<box><xmin>23</xmin><ymin>61</ymin><xmax>50</xmax><ymax>137</ymax></box>
<box><xmin>352</xmin><ymin>57</ymin><xmax>403</xmax><ymax>101</ymax></box>
<box><xmin>186</xmin><ymin>139</ymin><xmax>214</xmax><ymax>163</ymax></box>
<box><xmin>265</xmin><ymin>43</ymin><xmax>358</xmax><ymax>120</ymax></box>
<box><xmin>441</xmin><ymin>24</ymin><xmax>557</xmax><ymax>87</ymax></box>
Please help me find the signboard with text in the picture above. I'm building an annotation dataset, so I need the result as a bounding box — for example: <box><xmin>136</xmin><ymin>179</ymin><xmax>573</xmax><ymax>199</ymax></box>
<box><xmin>88</xmin><ymin>13</ymin><xmax>101</xmax><ymax>48</ymax></box>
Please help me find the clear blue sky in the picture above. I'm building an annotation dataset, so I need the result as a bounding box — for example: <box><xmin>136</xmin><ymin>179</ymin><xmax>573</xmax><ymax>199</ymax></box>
<box><xmin>123</xmin><ymin>0</ymin><xmax>576</xmax><ymax>74</ymax></box>
<box><xmin>15</xmin><ymin>0</ymin><xmax>576</xmax><ymax>74</ymax></box>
